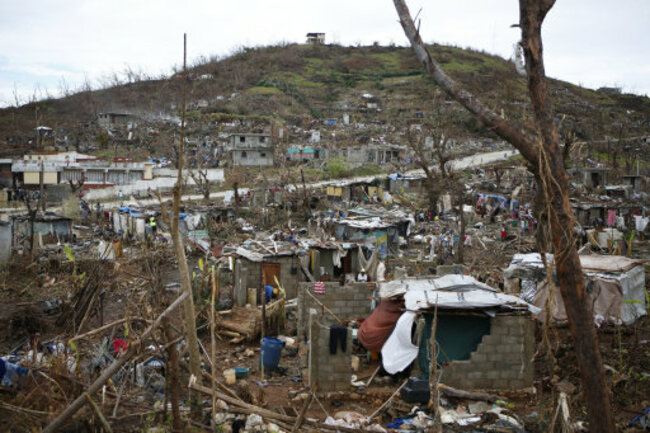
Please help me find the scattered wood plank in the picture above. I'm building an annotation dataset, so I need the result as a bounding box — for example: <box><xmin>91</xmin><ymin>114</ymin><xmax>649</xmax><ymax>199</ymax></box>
<box><xmin>438</xmin><ymin>383</ymin><xmax>506</xmax><ymax>403</ymax></box>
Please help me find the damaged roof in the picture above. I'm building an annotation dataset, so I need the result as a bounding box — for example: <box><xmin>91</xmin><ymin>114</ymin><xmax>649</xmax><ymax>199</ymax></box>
<box><xmin>379</xmin><ymin>275</ymin><xmax>540</xmax><ymax>314</ymax></box>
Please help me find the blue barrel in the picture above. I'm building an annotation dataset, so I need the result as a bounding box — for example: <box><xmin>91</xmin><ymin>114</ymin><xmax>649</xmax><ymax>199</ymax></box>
<box><xmin>260</xmin><ymin>337</ymin><xmax>283</xmax><ymax>371</ymax></box>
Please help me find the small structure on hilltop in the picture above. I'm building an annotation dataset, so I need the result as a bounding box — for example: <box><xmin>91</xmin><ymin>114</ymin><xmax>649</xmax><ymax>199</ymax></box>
<box><xmin>97</xmin><ymin>112</ymin><xmax>134</xmax><ymax>129</ymax></box>
<box><xmin>306</xmin><ymin>32</ymin><xmax>325</xmax><ymax>45</ymax></box>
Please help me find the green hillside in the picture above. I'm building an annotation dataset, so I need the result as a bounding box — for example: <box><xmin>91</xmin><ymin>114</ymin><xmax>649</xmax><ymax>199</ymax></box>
<box><xmin>1</xmin><ymin>43</ymin><xmax>648</xmax><ymax>157</ymax></box>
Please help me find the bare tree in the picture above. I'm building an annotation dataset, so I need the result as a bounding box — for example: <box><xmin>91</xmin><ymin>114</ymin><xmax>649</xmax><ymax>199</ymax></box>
<box><xmin>68</xmin><ymin>175</ymin><xmax>85</xmax><ymax>194</ymax></box>
<box><xmin>171</xmin><ymin>34</ymin><xmax>203</xmax><ymax>403</ymax></box>
<box><xmin>189</xmin><ymin>165</ymin><xmax>212</xmax><ymax>202</ymax></box>
<box><xmin>405</xmin><ymin>128</ymin><xmax>444</xmax><ymax>211</ymax></box>
<box><xmin>22</xmin><ymin>192</ymin><xmax>42</xmax><ymax>259</ymax></box>
<box><xmin>393</xmin><ymin>1</ymin><xmax>614</xmax><ymax>431</ymax></box>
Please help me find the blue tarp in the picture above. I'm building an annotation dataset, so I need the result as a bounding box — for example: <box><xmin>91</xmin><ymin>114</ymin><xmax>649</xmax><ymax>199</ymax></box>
<box><xmin>477</xmin><ymin>193</ymin><xmax>519</xmax><ymax>211</ymax></box>
<box><xmin>167</xmin><ymin>212</ymin><xmax>190</xmax><ymax>220</ymax></box>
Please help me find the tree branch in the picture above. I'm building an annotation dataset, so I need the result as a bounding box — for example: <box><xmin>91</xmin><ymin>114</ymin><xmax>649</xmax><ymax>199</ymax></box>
<box><xmin>393</xmin><ymin>0</ymin><xmax>539</xmax><ymax>167</ymax></box>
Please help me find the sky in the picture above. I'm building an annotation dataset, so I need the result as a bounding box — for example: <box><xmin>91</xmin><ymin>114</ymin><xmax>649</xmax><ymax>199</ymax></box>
<box><xmin>0</xmin><ymin>0</ymin><xmax>649</xmax><ymax>108</ymax></box>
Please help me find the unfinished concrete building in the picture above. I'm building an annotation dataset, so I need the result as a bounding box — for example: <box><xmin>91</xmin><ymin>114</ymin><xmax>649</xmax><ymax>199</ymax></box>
<box><xmin>229</xmin><ymin>133</ymin><xmax>274</xmax><ymax>167</ymax></box>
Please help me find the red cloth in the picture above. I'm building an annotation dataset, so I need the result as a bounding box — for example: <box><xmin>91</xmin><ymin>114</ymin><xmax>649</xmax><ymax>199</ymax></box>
<box><xmin>358</xmin><ymin>299</ymin><xmax>404</xmax><ymax>352</ymax></box>
<box><xmin>112</xmin><ymin>338</ymin><xmax>128</xmax><ymax>354</ymax></box>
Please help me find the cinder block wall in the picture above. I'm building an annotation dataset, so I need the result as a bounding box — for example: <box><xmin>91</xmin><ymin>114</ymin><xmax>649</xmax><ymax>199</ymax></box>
<box><xmin>297</xmin><ymin>282</ymin><xmax>373</xmax><ymax>339</ymax></box>
<box><xmin>441</xmin><ymin>315</ymin><xmax>535</xmax><ymax>390</ymax></box>
<box><xmin>309</xmin><ymin>319</ymin><xmax>352</xmax><ymax>392</ymax></box>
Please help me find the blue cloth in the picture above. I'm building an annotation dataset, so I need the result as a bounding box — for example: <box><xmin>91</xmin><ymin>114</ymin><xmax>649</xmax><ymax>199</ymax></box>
<box><xmin>0</xmin><ymin>358</ymin><xmax>5</xmax><ymax>382</ymax></box>
<box><xmin>386</xmin><ymin>418</ymin><xmax>412</xmax><ymax>429</ymax></box>
<box><xmin>0</xmin><ymin>359</ymin><xmax>27</xmax><ymax>387</ymax></box>
<box><xmin>264</xmin><ymin>285</ymin><xmax>275</xmax><ymax>303</ymax></box>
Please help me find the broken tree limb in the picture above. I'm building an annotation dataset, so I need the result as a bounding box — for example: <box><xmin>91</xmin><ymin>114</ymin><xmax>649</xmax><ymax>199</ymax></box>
<box><xmin>83</xmin><ymin>392</ymin><xmax>114</xmax><ymax>433</ymax></box>
<box><xmin>189</xmin><ymin>377</ymin><xmax>359</xmax><ymax>433</ymax></box>
<box><xmin>369</xmin><ymin>378</ymin><xmax>408</xmax><ymax>419</ymax></box>
<box><xmin>42</xmin><ymin>292</ymin><xmax>188</xmax><ymax>433</ymax></box>
<box><xmin>365</xmin><ymin>365</ymin><xmax>381</xmax><ymax>388</ymax></box>
<box><xmin>292</xmin><ymin>383</ymin><xmax>317</xmax><ymax>433</ymax></box>
<box><xmin>437</xmin><ymin>383</ymin><xmax>505</xmax><ymax>403</ymax></box>
<box><xmin>190</xmin><ymin>377</ymin><xmax>294</xmax><ymax>423</ymax></box>
<box><xmin>69</xmin><ymin>318</ymin><xmax>151</xmax><ymax>342</ymax></box>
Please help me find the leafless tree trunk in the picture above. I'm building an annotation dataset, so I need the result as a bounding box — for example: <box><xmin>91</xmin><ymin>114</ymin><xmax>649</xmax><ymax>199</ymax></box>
<box><xmin>171</xmin><ymin>34</ymin><xmax>203</xmax><ymax>401</ymax></box>
<box><xmin>23</xmin><ymin>195</ymin><xmax>40</xmax><ymax>259</ymax></box>
<box><xmin>406</xmin><ymin>129</ymin><xmax>444</xmax><ymax>211</ymax></box>
<box><xmin>393</xmin><ymin>1</ymin><xmax>614</xmax><ymax>431</ymax></box>
<box><xmin>456</xmin><ymin>203</ymin><xmax>466</xmax><ymax>264</ymax></box>
<box><xmin>163</xmin><ymin>320</ymin><xmax>183</xmax><ymax>432</ymax></box>
<box><xmin>69</xmin><ymin>175</ymin><xmax>85</xmax><ymax>193</ymax></box>
<box><xmin>190</xmin><ymin>167</ymin><xmax>211</xmax><ymax>201</ymax></box>
<box><xmin>494</xmin><ymin>168</ymin><xmax>504</xmax><ymax>188</ymax></box>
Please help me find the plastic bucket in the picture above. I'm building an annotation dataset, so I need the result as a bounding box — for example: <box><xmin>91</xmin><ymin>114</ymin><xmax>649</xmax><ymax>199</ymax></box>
<box><xmin>234</xmin><ymin>367</ymin><xmax>249</xmax><ymax>379</ymax></box>
<box><xmin>260</xmin><ymin>337</ymin><xmax>283</xmax><ymax>371</ymax></box>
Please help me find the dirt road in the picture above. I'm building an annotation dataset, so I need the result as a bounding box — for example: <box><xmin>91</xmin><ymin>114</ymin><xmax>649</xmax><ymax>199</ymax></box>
<box><xmin>1</xmin><ymin>150</ymin><xmax>516</xmax><ymax>213</ymax></box>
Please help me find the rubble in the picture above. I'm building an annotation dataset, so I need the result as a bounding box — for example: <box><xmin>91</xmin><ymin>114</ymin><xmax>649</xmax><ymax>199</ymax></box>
<box><xmin>0</xmin><ymin>74</ymin><xmax>647</xmax><ymax>433</ymax></box>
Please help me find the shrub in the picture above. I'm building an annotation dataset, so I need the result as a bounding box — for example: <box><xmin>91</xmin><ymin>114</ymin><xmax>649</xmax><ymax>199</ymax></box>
<box><xmin>326</xmin><ymin>157</ymin><xmax>350</xmax><ymax>178</ymax></box>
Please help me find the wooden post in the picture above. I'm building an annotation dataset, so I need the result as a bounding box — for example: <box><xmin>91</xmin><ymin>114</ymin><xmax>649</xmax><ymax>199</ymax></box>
<box><xmin>428</xmin><ymin>304</ymin><xmax>442</xmax><ymax>432</ymax></box>
<box><xmin>210</xmin><ymin>265</ymin><xmax>219</xmax><ymax>430</ymax></box>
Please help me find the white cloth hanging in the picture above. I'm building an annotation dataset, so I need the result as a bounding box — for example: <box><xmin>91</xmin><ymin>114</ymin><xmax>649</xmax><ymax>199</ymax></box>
<box><xmin>381</xmin><ymin>311</ymin><xmax>419</xmax><ymax>374</ymax></box>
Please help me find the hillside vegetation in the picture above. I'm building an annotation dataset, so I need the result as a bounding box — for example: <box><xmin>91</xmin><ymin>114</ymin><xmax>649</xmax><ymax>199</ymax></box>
<box><xmin>1</xmin><ymin>43</ymin><xmax>648</xmax><ymax>156</ymax></box>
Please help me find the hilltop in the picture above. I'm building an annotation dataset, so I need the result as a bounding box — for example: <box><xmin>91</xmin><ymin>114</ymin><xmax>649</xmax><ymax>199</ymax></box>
<box><xmin>1</xmin><ymin>43</ymin><xmax>649</xmax><ymax>158</ymax></box>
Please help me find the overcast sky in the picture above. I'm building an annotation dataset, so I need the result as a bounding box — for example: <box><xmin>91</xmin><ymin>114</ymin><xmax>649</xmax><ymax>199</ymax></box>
<box><xmin>1</xmin><ymin>0</ymin><xmax>648</xmax><ymax>108</ymax></box>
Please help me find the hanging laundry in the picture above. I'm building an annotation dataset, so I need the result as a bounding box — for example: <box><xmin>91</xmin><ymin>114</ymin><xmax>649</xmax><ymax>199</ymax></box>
<box><xmin>607</xmin><ymin>210</ymin><xmax>616</xmax><ymax>227</ymax></box>
<box><xmin>381</xmin><ymin>311</ymin><xmax>419</xmax><ymax>374</ymax></box>
<box><xmin>329</xmin><ymin>326</ymin><xmax>348</xmax><ymax>354</ymax></box>
<box><xmin>314</xmin><ymin>281</ymin><xmax>325</xmax><ymax>294</ymax></box>
<box><xmin>634</xmin><ymin>215</ymin><xmax>648</xmax><ymax>232</ymax></box>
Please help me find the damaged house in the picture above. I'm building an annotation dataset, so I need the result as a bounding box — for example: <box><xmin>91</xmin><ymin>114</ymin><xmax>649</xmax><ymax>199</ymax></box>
<box><xmin>228</xmin><ymin>245</ymin><xmax>307</xmax><ymax>305</ymax></box>
<box><xmin>368</xmin><ymin>275</ymin><xmax>539</xmax><ymax>390</ymax></box>
<box><xmin>307</xmin><ymin>242</ymin><xmax>363</xmax><ymax>282</ymax></box>
<box><xmin>229</xmin><ymin>133</ymin><xmax>274</xmax><ymax>167</ymax></box>
<box><xmin>505</xmin><ymin>253</ymin><xmax>647</xmax><ymax>325</ymax></box>
<box><xmin>304</xmin><ymin>274</ymin><xmax>539</xmax><ymax>393</ymax></box>
<box><xmin>326</xmin><ymin>179</ymin><xmax>390</xmax><ymax>203</ymax></box>
<box><xmin>11</xmin><ymin>212</ymin><xmax>72</xmax><ymax>248</ymax></box>
<box><xmin>388</xmin><ymin>174</ymin><xmax>428</xmax><ymax>195</ymax></box>
<box><xmin>331</xmin><ymin>207</ymin><xmax>413</xmax><ymax>257</ymax></box>
<box><xmin>579</xmin><ymin>167</ymin><xmax>609</xmax><ymax>189</ymax></box>
<box><xmin>341</xmin><ymin>144</ymin><xmax>404</xmax><ymax>168</ymax></box>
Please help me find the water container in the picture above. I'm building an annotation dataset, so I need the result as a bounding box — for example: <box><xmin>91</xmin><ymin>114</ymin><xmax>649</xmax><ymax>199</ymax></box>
<box><xmin>260</xmin><ymin>337</ymin><xmax>283</xmax><ymax>371</ymax></box>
